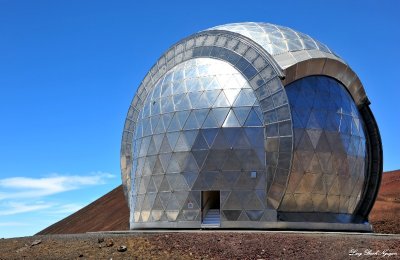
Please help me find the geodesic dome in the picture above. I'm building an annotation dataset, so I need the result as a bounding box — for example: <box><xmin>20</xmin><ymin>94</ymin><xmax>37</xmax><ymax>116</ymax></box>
<box><xmin>121</xmin><ymin>22</ymin><xmax>382</xmax><ymax>231</ymax></box>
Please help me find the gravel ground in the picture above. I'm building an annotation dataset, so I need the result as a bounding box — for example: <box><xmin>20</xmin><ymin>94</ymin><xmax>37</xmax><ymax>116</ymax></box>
<box><xmin>1</xmin><ymin>231</ymin><xmax>399</xmax><ymax>260</ymax></box>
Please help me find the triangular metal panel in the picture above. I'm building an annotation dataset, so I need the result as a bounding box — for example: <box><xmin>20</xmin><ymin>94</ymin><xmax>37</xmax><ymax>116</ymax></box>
<box><xmin>244</xmin><ymin>192</ymin><xmax>264</xmax><ymax>210</ymax></box>
<box><xmin>146</xmin><ymin>177</ymin><xmax>157</xmax><ymax>193</ymax></box>
<box><xmin>308</xmin><ymin>154</ymin><xmax>323</xmax><ymax>173</ymax></box>
<box><xmin>311</xmin><ymin>194</ymin><xmax>328</xmax><ymax>211</ymax></box>
<box><xmin>222</xmin><ymin>150</ymin><xmax>242</xmax><ymax>171</ymax></box>
<box><xmin>172</xmin><ymin>173</ymin><xmax>191</xmax><ymax>191</ymax></box>
<box><xmin>255</xmin><ymin>173</ymin><xmax>266</xmax><ymax>190</ymax></box>
<box><xmin>182</xmin><ymin>153</ymin><xmax>199</xmax><ymax>172</ymax></box>
<box><xmin>213</xmin><ymin>90</ymin><xmax>231</xmax><ymax>108</ymax></box>
<box><xmin>150</xmin><ymin>210</ymin><xmax>163</xmax><ymax>221</ymax></box>
<box><xmin>293</xmin><ymin>193</ymin><xmax>313</xmax><ymax>211</ymax></box>
<box><xmin>191</xmin><ymin>174</ymin><xmax>208</xmax><ymax>190</ymax></box>
<box><xmin>174</xmin><ymin>191</ymin><xmax>189</xmax><ymax>208</ymax></box>
<box><xmin>176</xmin><ymin>110</ymin><xmax>190</xmax><ymax>129</ymax></box>
<box><xmin>166</xmin><ymin>157</ymin><xmax>181</xmax><ymax>173</ymax></box>
<box><xmin>222</xmin><ymin>171</ymin><xmax>242</xmax><ymax>187</ymax></box>
<box><xmin>159</xmin><ymin>135</ymin><xmax>172</xmax><ymax>154</ymax></box>
<box><xmin>295</xmin><ymin>150</ymin><xmax>314</xmax><ymax>172</ymax></box>
<box><xmin>182</xmin><ymin>171</ymin><xmax>199</xmax><ymax>189</ymax></box>
<box><xmin>316</xmin><ymin>152</ymin><xmax>333</xmax><ymax>174</ymax></box>
<box><xmin>311</xmin><ymin>174</ymin><xmax>325</xmax><ymax>195</ymax></box>
<box><xmin>167</xmin><ymin>113</ymin><xmax>181</xmax><ymax>132</ymax></box>
<box><xmin>204</xmin><ymin>76</ymin><xmax>222</xmax><ymax>90</ymax></box>
<box><xmin>166</xmin><ymin>194</ymin><xmax>180</xmax><ymax>211</ymax></box>
<box><xmin>211</xmin><ymin>130</ymin><xmax>229</xmax><ymax>150</ymax></box>
<box><xmin>280</xmin><ymin>193</ymin><xmax>297</xmax><ymax>211</ymax></box>
<box><xmin>203</xmin><ymin>171</ymin><xmax>217</xmax><ymax>189</ymax></box>
<box><xmin>153</xmin><ymin>116</ymin><xmax>165</xmax><ymax>134</ymax></box>
<box><xmin>173</xmin><ymin>152</ymin><xmax>189</xmax><ymax>171</ymax></box>
<box><xmin>244</xmin><ymin>127</ymin><xmax>264</xmax><ymax>148</ymax></box>
<box><xmin>192</xmin><ymin>133</ymin><xmax>209</xmax><ymax>150</ymax></box>
<box><xmin>159</xmin><ymin>153</ymin><xmax>172</xmax><ymax>172</ymax></box>
<box><xmin>220</xmin><ymin>191</ymin><xmax>229</xmax><ymax>206</ymax></box>
<box><xmin>202</xmin><ymin>110</ymin><xmax>219</xmax><ymax>128</ymax></box>
<box><xmin>141</xmin><ymin>211</ymin><xmax>150</xmax><ymax>222</ymax></box>
<box><xmin>195</xmin><ymin>91</ymin><xmax>212</xmax><ymax>109</ymax></box>
<box><xmin>222</xmin><ymin>128</ymin><xmax>240</xmax><ymax>148</ymax></box>
<box><xmin>184</xmin><ymin>130</ymin><xmax>198</xmax><ymax>148</ymax></box>
<box><xmin>159</xmin><ymin>192</ymin><xmax>171</xmax><ymax>209</ymax></box>
<box><xmin>297</xmin><ymin>131</ymin><xmax>314</xmax><ymax>151</ymax></box>
<box><xmin>194</xmin><ymin>109</ymin><xmax>209</xmax><ymax>127</ymax></box>
<box><xmin>244</xmin><ymin>108</ymin><xmax>263</xmax><ymax>126</ymax></box>
<box><xmin>152</xmin><ymin>175</ymin><xmax>164</xmax><ymax>190</ymax></box>
<box><xmin>306</xmin><ymin>129</ymin><xmax>322</xmax><ymax>149</ymax></box>
<box><xmin>146</xmin><ymin>137</ymin><xmax>157</xmax><ymax>155</ymax></box>
<box><xmin>284</xmin><ymin>169</ymin><xmax>302</xmax><ymax>194</ymax></box>
<box><xmin>222</xmin><ymin>192</ymin><xmax>242</xmax><ymax>210</ymax></box>
<box><xmin>315</xmin><ymin>131</ymin><xmax>331</xmax><ymax>152</ymax></box>
<box><xmin>185</xmin><ymin>78</ymin><xmax>201</xmax><ymax>93</ymax></box>
<box><xmin>160</xmin><ymin>211</ymin><xmax>168</xmax><ymax>221</ymax></box>
<box><xmin>237</xmin><ymin>211</ymin><xmax>250</xmax><ymax>221</ymax></box>
<box><xmin>166</xmin><ymin>210</ymin><xmax>179</xmax><ymax>221</ymax></box>
<box><xmin>139</xmin><ymin>176</ymin><xmax>151</xmax><ymax>194</ymax></box>
<box><xmin>158</xmin><ymin>176</ymin><xmax>172</xmax><ymax>192</ymax></box>
<box><xmin>328</xmin><ymin>176</ymin><xmax>340</xmax><ymax>196</ymax></box>
<box><xmin>223</xmin><ymin>109</ymin><xmax>241</xmax><ymax>127</ymax></box>
<box><xmin>212</xmin><ymin>107</ymin><xmax>230</xmax><ymax>127</ymax></box>
<box><xmin>183</xmin><ymin>111</ymin><xmax>199</xmax><ymax>130</ymax></box>
<box><xmin>245</xmin><ymin>210</ymin><xmax>264</xmax><ymax>221</ymax></box>
<box><xmin>233</xmin><ymin>129</ymin><xmax>252</xmax><ymax>149</ymax></box>
<box><xmin>192</xmin><ymin>150</ymin><xmax>209</xmax><ymax>169</ymax></box>
<box><xmin>166</xmin><ymin>132</ymin><xmax>180</xmax><ymax>150</ymax></box>
<box><xmin>327</xmin><ymin>195</ymin><xmax>340</xmax><ymax>212</ymax></box>
<box><xmin>142</xmin><ymin>193</ymin><xmax>156</xmax><ymax>211</ymax></box>
<box><xmin>150</xmin><ymin>115</ymin><xmax>161</xmax><ymax>134</ymax></box>
<box><xmin>202</xmin><ymin>128</ymin><xmax>219</xmax><ymax>147</ymax></box>
<box><xmin>188</xmin><ymin>91</ymin><xmax>202</xmax><ymax>107</ymax></box>
<box><xmin>233</xmin><ymin>107</ymin><xmax>251</xmax><ymax>126</ymax></box>
<box><xmin>183</xmin><ymin>210</ymin><xmax>199</xmax><ymax>221</ymax></box>
<box><xmin>183</xmin><ymin>192</ymin><xmax>200</xmax><ymax>210</ymax></box>
<box><xmin>223</xmin><ymin>88</ymin><xmax>241</xmax><ymax>106</ymax></box>
<box><xmin>174</xmin><ymin>132</ymin><xmax>190</xmax><ymax>152</ymax></box>
<box><xmin>223</xmin><ymin>210</ymin><xmax>241</xmax><ymax>221</ymax></box>
<box><xmin>203</xmin><ymin>89</ymin><xmax>220</xmax><ymax>106</ymax></box>
<box><xmin>152</xmin><ymin>195</ymin><xmax>165</xmax><ymax>210</ymax></box>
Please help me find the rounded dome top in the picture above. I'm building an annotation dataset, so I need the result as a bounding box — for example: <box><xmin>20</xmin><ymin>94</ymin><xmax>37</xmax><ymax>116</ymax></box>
<box><xmin>207</xmin><ymin>22</ymin><xmax>334</xmax><ymax>57</ymax></box>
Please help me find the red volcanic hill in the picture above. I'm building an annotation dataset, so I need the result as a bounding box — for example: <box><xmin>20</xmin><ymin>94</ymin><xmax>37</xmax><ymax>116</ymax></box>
<box><xmin>369</xmin><ymin>170</ymin><xmax>400</xmax><ymax>233</ymax></box>
<box><xmin>37</xmin><ymin>186</ymin><xmax>129</xmax><ymax>235</ymax></box>
<box><xmin>37</xmin><ymin>170</ymin><xmax>400</xmax><ymax>235</ymax></box>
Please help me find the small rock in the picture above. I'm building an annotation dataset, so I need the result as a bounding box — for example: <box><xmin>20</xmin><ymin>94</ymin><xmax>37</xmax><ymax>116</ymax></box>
<box><xmin>30</xmin><ymin>240</ymin><xmax>41</xmax><ymax>247</ymax></box>
<box><xmin>106</xmin><ymin>240</ymin><xmax>114</xmax><ymax>247</ymax></box>
<box><xmin>78</xmin><ymin>253</ymin><xmax>83</xmax><ymax>257</ymax></box>
<box><xmin>117</xmin><ymin>245</ymin><xmax>127</xmax><ymax>252</ymax></box>
<box><xmin>98</xmin><ymin>237</ymin><xmax>104</xmax><ymax>243</ymax></box>
<box><xmin>99</xmin><ymin>244</ymin><xmax>102</xmax><ymax>248</ymax></box>
<box><xmin>16</xmin><ymin>245</ymin><xmax>29</xmax><ymax>253</ymax></box>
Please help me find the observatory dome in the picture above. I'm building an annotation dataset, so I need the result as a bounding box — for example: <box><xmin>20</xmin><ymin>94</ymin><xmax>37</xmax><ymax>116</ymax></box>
<box><xmin>121</xmin><ymin>22</ymin><xmax>382</xmax><ymax>231</ymax></box>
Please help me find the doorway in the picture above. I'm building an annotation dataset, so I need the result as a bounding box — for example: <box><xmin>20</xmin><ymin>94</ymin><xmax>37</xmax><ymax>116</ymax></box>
<box><xmin>201</xmin><ymin>191</ymin><xmax>220</xmax><ymax>226</ymax></box>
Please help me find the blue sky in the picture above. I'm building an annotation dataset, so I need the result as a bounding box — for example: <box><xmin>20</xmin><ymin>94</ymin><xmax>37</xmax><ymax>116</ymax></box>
<box><xmin>0</xmin><ymin>0</ymin><xmax>399</xmax><ymax>238</ymax></box>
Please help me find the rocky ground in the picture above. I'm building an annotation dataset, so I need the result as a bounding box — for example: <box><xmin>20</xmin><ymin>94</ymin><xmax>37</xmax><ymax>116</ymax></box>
<box><xmin>1</xmin><ymin>232</ymin><xmax>399</xmax><ymax>260</ymax></box>
<box><xmin>1</xmin><ymin>170</ymin><xmax>397</xmax><ymax>259</ymax></box>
